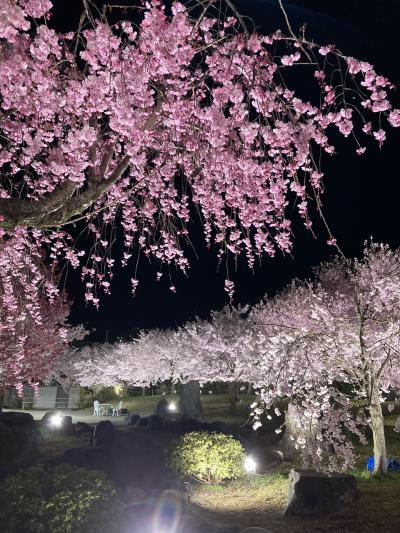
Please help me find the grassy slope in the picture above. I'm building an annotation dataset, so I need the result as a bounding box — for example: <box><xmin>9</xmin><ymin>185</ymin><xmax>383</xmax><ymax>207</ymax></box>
<box><xmin>120</xmin><ymin>393</ymin><xmax>256</xmax><ymax>425</ymax></box>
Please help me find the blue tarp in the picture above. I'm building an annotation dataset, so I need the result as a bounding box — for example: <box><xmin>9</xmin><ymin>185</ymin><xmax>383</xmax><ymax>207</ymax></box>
<box><xmin>367</xmin><ymin>456</ymin><xmax>400</xmax><ymax>472</ymax></box>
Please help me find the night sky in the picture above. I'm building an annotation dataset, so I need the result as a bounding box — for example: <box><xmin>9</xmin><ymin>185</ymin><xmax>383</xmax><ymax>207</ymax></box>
<box><xmin>55</xmin><ymin>1</ymin><xmax>400</xmax><ymax>340</ymax></box>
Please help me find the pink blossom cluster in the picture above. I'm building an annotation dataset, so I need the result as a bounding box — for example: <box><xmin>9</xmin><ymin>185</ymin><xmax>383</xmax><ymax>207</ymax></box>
<box><xmin>0</xmin><ymin>228</ymin><xmax>71</xmax><ymax>392</ymax></box>
<box><xmin>0</xmin><ymin>0</ymin><xmax>399</xmax><ymax>315</ymax></box>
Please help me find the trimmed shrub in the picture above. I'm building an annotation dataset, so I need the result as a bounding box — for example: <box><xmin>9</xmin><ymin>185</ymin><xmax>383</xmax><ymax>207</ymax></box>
<box><xmin>168</xmin><ymin>431</ymin><xmax>245</xmax><ymax>484</ymax></box>
<box><xmin>0</xmin><ymin>465</ymin><xmax>121</xmax><ymax>533</ymax></box>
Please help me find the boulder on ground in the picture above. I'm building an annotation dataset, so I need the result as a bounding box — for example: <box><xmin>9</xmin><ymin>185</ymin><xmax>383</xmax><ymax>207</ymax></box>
<box><xmin>124</xmin><ymin>413</ymin><xmax>140</xmax><ymax>426</ymax></box>
<box><xmin>284</xmin><ymin>468</ymin><xmax>358</xmax><ymax>517</ymax></box>
<box><xmin>92</xmin><ymin>420</ymin><xmax>115</xmax><ymax>447</ymax></box>
<box><xmin>0</xmin><ymin>411</ymin><xmax>34</xmax><ymax>429</ymax></box>
<box><xmin>41</xmin><ymin>411</ymin><xmax>56</xmax><ymax>425</ymax></box>
<box><xmin>75</xmin><ymin>421</ymin><xmax>92</xmax><ymax>436</ymax></box>
<box><xmin>0</xmin><ymin>421</ymin><xmax>15</xmax><ymax>465</ymax></box>
<box><xmin>207</xmin><ymin>421</ymin><xmax>229</xmax><ymax>434</ymax></box>
<box><xmin>182</xmin><ymin>418</ymin><xmax>204</xmax><ymax>432</ymax></box>
<box><xmin>153</xmin><ymin>397</ymin><xmax>169</xmax><ymax>418</ymax></box>
<box><xmin>163</xmin><ymin>419</ymin><xmax>184</xmax><ymax>433</ymax></box>
<box><xmin>60</xmin><ymin>415</ymin><xmax>73</xmax><ymax>435</ymax></box>
<box><xmin>148</xmin><ymin>414</ymin><xmax>163</xmax><ymax>430</ymax></box>
<box><xmin>239</xmin><ymin>528</ymin><xmax>272</xmax><ymax>533</ymax></box>
<box><xmin>136</xmin><ymin>416</ymin><xmax>150</xmax><ymax>428</ymax></box>
<box><xmin>57</xmin><ymin>447</ymin><xmax>90</xmax><ymax>468</ymax></box>
<box><xmin>0</xmin><ymin>420</ymin><xmax>36</xmax><ymax>473</ymax></box>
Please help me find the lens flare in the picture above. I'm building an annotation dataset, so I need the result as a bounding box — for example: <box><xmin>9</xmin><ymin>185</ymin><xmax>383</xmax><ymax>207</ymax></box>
<box><xmin>244</xmin><ymin>455</ymin><xmax>257</xmax><ymax>474</ymax></box>
<box><xmin>50</xmin><ymin>413</ymin><xmax>63</xmax><ymax>428</ymax></box>
<box><xmin>150</xmin><ymin>490</ymin><xmax>184</xmax><ymax>533</ymax></box>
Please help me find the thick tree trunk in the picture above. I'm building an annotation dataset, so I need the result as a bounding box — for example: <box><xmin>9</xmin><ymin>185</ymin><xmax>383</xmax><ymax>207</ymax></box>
<box><xmin>170</xmin><ymin>381</ymin><xmax>176</xmax><ymax>395</ymax></box>
<box><xmin>179</xmin><ymin>381</ymin><xmax>203</xmax><ymax>419</ymax></box>
<box><xmin>142</xmin><ymin>386</ymin><xmax>146</xmax><ymax>397</ymax></box>
<box><xmin>247</xmin><ymin>382</ymin><xmax>252</xmax><ymax>395</ymax></box>
<box><xmin>228</xmin><ymin>381</ymin><xmax>238</xmax><ymax>413</ymax></box>
<box><xmin>370</xmin><ymin>384</ymin><xmax>387</xmax><ymax>475</ymax></box>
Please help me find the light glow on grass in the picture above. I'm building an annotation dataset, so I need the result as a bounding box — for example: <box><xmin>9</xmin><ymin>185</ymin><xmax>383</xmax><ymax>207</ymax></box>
<box><xmin>168</xmin><ymin>402</ymin><xmax>177</xmax><ymax>412</ymax></box>
<box><xmin>244</xmin><ymin>455</ymin><xmax>257</xmax><ymax>474</ymax></box>
<box><xmin>50</xmin><ymin>413</ymin><xmax>63</xmax><ymax>428</ymax></box>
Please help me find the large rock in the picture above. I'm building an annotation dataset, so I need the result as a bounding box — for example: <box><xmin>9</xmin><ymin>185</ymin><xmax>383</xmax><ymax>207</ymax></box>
<box><xmin>92</xmin><ymin>420</ymin><xmax>115</xmax><ymax>447</ymax></box>
<box><xmin>148</xmin><ymin>414</ymin><xmax>163</xmax><ymax>430</ymax></box>
<box><xmin>182</xmin><ymin>418</ymin><xmax>204</xmax><ymax>432</ymax></box>
<box><xmin>41</xmin><ymin>411</ymin><xmax>56</xmax><ymax>425</ymax></box>
<box><xmin>153</xmin><ymin>397</ymin><xmax>169</xmax><ymax>418</ymax></box>
<box><xmin>284</xmin><ymin>469</ymin><xmax>357</xmax><ymax>517</ymax></box>
<box><xmin>239</xmin><ymin>528</ymin><xmax>272</xmax><ymax>533</ymax></box>
<box><xmin>136</xmin><ymin>416</ymin><xmax>150</xmax><ymax>428</ymax></box>
<box><xmin>75</xmin><ymin>421</ymin><xmax>92</xmax><ymax>436</ymax></box>
<box><xmin>124</xmin><ymin>413</ymin><xmax>140</xmax><ymax>426</ymax></box>
<box><xmin>58</xmin><ymin>447</ymin><xmax>90</xmax><ymax>468</ymax></box>
<box><xmin>0</xmin><ymin>420</ymin><xmax>36</xmax><ymax>474</ymax></box>
<box><xmin>207</xmin><ymin>421</ymin><xmax>229</xmax><ymax>434</ymax></box>
<box><xmin>60</xmin><ymin>415</ymin><xmax>73</xmax><ymax>435</ymax></box>
<box><xmin>163</xmin><ymin>419</ymin><xmax>185</xmax><ymax>433</ymax></box>
<box><xmin>0</xmin><ymin>411</ymin><xmax>34</xmax><ymax>429</ymax></box>
<box><xmin>0</xmin><ymin>421</ymin><xmax>15</xmax><ymax>466</ymax></box>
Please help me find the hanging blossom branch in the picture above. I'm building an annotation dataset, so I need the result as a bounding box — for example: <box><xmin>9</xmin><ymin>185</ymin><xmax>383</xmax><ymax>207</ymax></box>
<box><xmin>0</xmin><ymin>0</ymin><xmax>400</xmax><ymax>376</ymax></box>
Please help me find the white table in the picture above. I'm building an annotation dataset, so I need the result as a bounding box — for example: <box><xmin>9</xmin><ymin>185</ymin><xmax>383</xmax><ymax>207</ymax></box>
<box><xmin>99</xmin><ymin>403</ymin><xmax>113</xmax><ymax>415</ymax></box>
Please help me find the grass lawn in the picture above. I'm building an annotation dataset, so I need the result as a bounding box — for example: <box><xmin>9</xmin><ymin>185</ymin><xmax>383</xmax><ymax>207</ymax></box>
<box><xmin>190</xmin><ymin>409</ymin><xmax>400</xmax><ymax>532</ymax></box>
<box><xmin>120</xmin><ymin>393</ymin><xmax>256</xmax><ymax>425</ymax></box>
<box><xmin>192</xmin><ymin>469</ymin><xmax>400</xmax><ymax>532</ymax></box>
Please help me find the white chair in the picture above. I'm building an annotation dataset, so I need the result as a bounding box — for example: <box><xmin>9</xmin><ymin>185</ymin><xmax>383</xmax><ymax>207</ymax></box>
<box><xmin>93</xmin><ymin>400</ymin><xmax>101</xmax><ymax>416</ymax></box>
<box><xmin>112</xmin><ymin>400</ymin><xmax>123</xmax><ymax>416</ymax></box>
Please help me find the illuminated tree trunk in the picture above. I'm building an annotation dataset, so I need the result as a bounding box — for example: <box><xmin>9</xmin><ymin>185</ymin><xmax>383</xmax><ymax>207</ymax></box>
<box><xmin>247</xmin><ymin>382</ymin><xmax>252</xmax><ymax>395</ymax></box>
<box><xmin>370</xmin><ymin>383</ymin><xmax>387</xmax><ymax>475</ymax></box>
<box><xmin>179</xmin><ymin>381</ymin><xmax>203</xmax><ymax>419</ymax></box>
<box><xmin>228</xmin><ymin>381</ymin><xmax>238</xmax><ymax>413</ymax></box>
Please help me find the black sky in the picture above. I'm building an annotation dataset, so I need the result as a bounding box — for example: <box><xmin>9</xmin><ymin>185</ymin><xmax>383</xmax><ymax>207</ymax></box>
<box><xmin>55</xmin><ymin>0</ymin><xmax>400</xmax><ymax>339</ymax></box>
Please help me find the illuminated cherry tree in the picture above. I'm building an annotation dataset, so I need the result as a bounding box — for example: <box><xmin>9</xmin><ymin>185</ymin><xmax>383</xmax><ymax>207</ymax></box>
<box><xmin>1</xmin><ymin>1</ymin><xmax>399</xmax><ymax>309</ymax></box>
<box><xmin>251</xmin><ymin>243</ymin><xmax>400</xmax><ymax>474</ymax></box>
<box><xmin>69</xmin><ymin>329</ymin><xmax>178</xmax><ymax>388</ymax></box>
<box><xmin>0</xmin><ymin>231</ymin><xmax>71</xmax><ymax>392</ymax></box>
<box><xmin>2</xmin><ymin>0</ymin><xmax>400</xmax><ymax>390</ymax></box>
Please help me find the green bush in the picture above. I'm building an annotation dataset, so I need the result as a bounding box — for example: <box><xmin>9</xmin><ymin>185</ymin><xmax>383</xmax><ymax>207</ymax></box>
<box><xmin>168</xmin><ymin>431</ymin><xmax>245</xmax><ymax>484</ymax></box>
<box><xmin>0</xmin><ymin>465</ymin><xmax>121</xmax><ymax>533</ymax></box>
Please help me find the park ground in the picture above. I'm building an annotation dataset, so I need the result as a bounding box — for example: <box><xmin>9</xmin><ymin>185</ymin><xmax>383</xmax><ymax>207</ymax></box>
<box><xmin>4</xmin><ymin>394</ymin><xmax>400</xmax><ymax>532</ymax></box>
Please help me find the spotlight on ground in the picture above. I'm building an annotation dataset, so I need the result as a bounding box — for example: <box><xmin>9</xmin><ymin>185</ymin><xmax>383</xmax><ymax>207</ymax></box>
<box><xmin>50</xmin><ymin>413</ymin><xmax>63</xmax><ymax>428</ymax></box>
<box><xmin>168</xmin><ymin>402</ymin><xmax>177</xmax><ymax>412</ymax></box>
<box><xmin>244</xmin><ymin>455</ymin><xmax>257</xmax><ymax>474</ymax></box>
